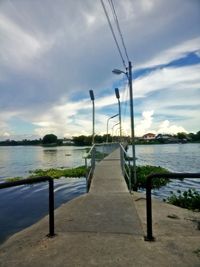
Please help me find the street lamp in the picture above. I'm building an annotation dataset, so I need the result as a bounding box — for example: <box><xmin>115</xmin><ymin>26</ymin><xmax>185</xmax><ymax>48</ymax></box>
<box><xmin>89</xmin><ymin>90</ymin><xmax>95</xmax><ymax>145</ymax></box>
<box><xmin>112</xmin><ymin>61</ymin><xmax>137</xmax><ymax>188</ymax></box>
<box><xmin>106</xmin><ymin>113</ymin><xmax>119</xmax><ymax>143</ymax></box>
<box><xmin>111</xmin><ymin>122</ymin><xmax>120</xmax><ymax>142</ymax></box>
<box><xmin>115</xmin><ymin>88</ymin><xmax>122</xmax><ymax>140</ymax></box>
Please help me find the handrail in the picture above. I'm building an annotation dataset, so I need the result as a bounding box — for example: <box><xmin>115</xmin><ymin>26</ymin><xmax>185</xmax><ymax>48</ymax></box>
<box><xmin>84</xmin><ymin>144</ymin><xmax>95</xmax><ymax>158</ymax></box>
<box><xmin>84</xmin><ymin>145</ymin><xmax>96</xmax><ymax>192</ymax></box>
<box><xmin>119</xmin><ymin>143</ymin><xmax>132</xmax><ymax>192</ymax></box>
<box><xmin>0</xmin><ymin>176</ymin><xmax>55</xmax><ymax>237</ymax></box>
<box><xmin>84</xmin><ymin>143</ymin><xmax>121</xmax><ymax>192</ymax></box>
<box><xmin>145</xmin><ymin>172</ymin><xmax>200</xmax><ymax>241</ymax></box>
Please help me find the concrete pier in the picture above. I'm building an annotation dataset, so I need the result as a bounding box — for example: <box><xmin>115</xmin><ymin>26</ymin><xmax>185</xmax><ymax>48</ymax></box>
<box><xmin>0</xmin><ymin>148</ymin><xmax>200</xmax><ymax>266</ymax></box>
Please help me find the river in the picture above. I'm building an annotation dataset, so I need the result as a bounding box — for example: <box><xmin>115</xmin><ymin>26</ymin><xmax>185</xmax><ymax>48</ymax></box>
<box><xmin>128</xmin><ymin>143</ymin><xmax>200</xmax><ymax>199</ymax></box>
<box><xmin>0</xmin><ymin>143</ymin><xmax>199</xmax><ymax>243</ymax></box>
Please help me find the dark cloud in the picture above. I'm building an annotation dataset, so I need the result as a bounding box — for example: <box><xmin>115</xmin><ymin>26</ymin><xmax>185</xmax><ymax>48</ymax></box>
<box><xmin>0</xmin><ymin>0</ymin><xmax>199</xmax><ymax>137</ymax></box>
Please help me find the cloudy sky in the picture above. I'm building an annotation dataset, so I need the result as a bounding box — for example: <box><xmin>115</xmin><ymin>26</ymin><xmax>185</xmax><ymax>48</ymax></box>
<box><xmin>0</xmin><ymin>0</ymin><xmax>200</xmax><ymax>140</ymax></box>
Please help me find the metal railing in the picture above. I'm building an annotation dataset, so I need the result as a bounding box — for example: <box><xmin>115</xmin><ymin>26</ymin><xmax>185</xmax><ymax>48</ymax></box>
<box><xmin>84</xmin><ymin>144</ymin><xmax>96</xmax><ymax>192</ymax></box>
<box><xmin>119</xmin><ymin>143</ymin><xmax>132</xmax><ymax>192</ymax></box>
<box><xmin>145</xmin><ymin>172</ymin><xmax>200</xmax><ymax>241</ymax></box>
<box><xmin>0</xmin><ymin>176</ymin><xmax>55</xmax><ymax>237</ymax></box>
<box><xmin>84</xmin><ymin>142</ymin><xmax>121</xmax><ymax>192</ymax></box>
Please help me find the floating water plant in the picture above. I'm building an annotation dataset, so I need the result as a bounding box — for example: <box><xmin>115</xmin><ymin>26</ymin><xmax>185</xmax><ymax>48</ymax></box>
<box><xmin>5</xmin><ymin>166</ymin><xmax>87</xmax><ymax>182</ymax></box>
<box><xmin>166</xmin><ymin>189</ymin><xmax>200</xmax><ymax>211</ymax></box>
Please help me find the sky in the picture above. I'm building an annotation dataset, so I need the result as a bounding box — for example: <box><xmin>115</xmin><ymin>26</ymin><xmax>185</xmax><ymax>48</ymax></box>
<box><xmin>0</xmin><ymin>0</ymin><xmax>200</xmax><ymax>140</ymax></box>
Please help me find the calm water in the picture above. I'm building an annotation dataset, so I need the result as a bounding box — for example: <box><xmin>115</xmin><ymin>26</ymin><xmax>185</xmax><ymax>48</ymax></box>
<box><xmin>0</xmin><ymin>144</ymin><xmax>200</xmax><ymax>243</ymax></box>
<box><xmin>0</xmin><ymin>146</ymin><xmax>88</xmax><ymax>243</ymax></box>
<box><xmin>0</xmin><ymin>146</ymin><xmax>88</xmax><ymax>179</ymax></box>
<box><xmin>128</xmin><ymin>143</ymin><xmax>200</xmax><ymax>198</ymax></box>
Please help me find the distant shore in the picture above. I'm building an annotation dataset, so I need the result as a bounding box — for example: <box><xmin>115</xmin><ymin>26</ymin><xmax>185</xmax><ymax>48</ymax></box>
<box><xmin>0</xmin><ymin>141</ymin><xmax>199</xmax><ymax>146</ymax></box>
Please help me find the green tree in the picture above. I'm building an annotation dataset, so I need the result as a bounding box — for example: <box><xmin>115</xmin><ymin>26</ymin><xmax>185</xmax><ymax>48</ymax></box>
<box><xmin>177</xmin><ymin>132</ymin><xmax>187</xmax><ymax>140</ymax></box>
<box><xmin>42</xmin><ymin>134</ymin><xmax>58</xmax><ymax>144</ymax></box>
<box><xmin>196</xmin><ymin>131</ymin><xmax>200</xmax><ymax>141</ymax></box>
<box><xmin>72</xmin><ymin>135</ymin><xmax>92</xmax><ymax>146</ymax></box>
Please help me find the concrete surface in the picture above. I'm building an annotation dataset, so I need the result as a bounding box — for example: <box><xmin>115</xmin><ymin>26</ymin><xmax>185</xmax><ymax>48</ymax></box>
<box><xmin>0</xmin><ymin>148</ymin><xmax>200</xmax><ymax>266</ymax></box>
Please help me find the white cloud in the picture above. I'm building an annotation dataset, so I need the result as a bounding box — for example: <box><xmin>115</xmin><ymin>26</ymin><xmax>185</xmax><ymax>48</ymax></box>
<box><xmin>0</xmin><ymin>14</ymin><xmax>40</xmax><ymax>69</ymax></box>
<box><xmin>134</xmin><ymin>111</ymin><xmax>188</xmax><ymax>137</ymax></box>
<box><xmin>135</xmin><ymin>110</ymin><xmax>154</xmax><ymax>136</ymax></box>
<box><xmin>2</xmin><ymin>132</ymin><xmax>11</xmax><ymax>137</ymax></box>
<box><xmin>133</xmin><ymin>64</ymin><xmax>200</xmax><ymax>99</ymax></box>
<box><xmin>0</xmin><ymin>0</ymin><xmax>199</xmax><ymax>139</ymax></box>
<box><xmin>141</xmin><ymin>37</ymin><xmax>200</xmax><ymax>68</ymax></box>
<box><xmin>157</xmin><ymin>120</ymin><xmax>187</xmax><ymax>134</ymax></box>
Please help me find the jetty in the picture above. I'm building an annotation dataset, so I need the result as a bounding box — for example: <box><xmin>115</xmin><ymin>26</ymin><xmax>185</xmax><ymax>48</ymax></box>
<box><xmin>0</xmin><ymin>144</ymin><xmax>200</xmax><ymax>266</ymax></box>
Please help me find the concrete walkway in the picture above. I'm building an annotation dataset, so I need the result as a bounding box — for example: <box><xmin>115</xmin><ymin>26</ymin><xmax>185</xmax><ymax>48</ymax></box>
<box><xmin>0</xmin><ymin>148</ymin><xmax>200</xmax><ymax>266</ymax></box>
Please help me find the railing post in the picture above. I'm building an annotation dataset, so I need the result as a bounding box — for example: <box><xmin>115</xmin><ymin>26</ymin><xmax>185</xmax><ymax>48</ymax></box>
<box><xmin>144</xmin><ymin>176</ymin><xmax>155</xmax><ymax>241</ymax></box>
<box><xmin>120</xmin><ymin>145</ymin><xmax>124</xmax><ymax>176</ymax></box>
<box><xmin>48</xmin><ymin>178</ymin><xmax>55</xmax><ymax>237</ymax></box>
<box><xmin>128</xmin><ymin>160</ymin><xmax>131</xmax><ymax>192</ymax></box>
<box><xmin>91</xmin><ymin>146</ymin><xmax>96</xmax><ymax>169</ymax></box>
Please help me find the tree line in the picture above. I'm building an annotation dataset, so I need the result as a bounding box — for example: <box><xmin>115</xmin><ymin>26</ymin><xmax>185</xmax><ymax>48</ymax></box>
<box><xmin>0</xmin><ymin>131</ymin><xmax>200</xmax><ymax>146</ymax></box>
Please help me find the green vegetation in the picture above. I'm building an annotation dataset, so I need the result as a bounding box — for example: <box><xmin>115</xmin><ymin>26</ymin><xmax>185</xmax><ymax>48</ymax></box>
<box><xmin>125</xmin><ymin>165</ymin><xmax>170</xmax><ymax>190</ymax></box>
<box><xmin>0</xmin><ymin>130</ymin><xmax>200</xmax><ymax>146</ymax></box>
<box><xmin>136</xmin><ymin>165</ymin><xmax>170</xmax><ymax>189</ymax></box>
<box><xmin>5</xmin><ymin>177</ymin><xmax>22</xmax><ymax>182</ymax></box>
<box><xmin>42</xmin><ymin>134</ymin><xmax>58</xmax><ymax>145</ymax></box>
<box><xmin>29</xmin><ymin>165</ymin><xmax>87</xmax><ymax>179</ymax></box>
<box><xmin>166</xmin><ymin>189</ymin><xmax>200</xmax><ymax>211</ymax></box>
<box><xmin>193</xmin><ymin>248</ymin><xmax>200</xmax><ymax>257</ymax></box>
<box><xmin>5</xmin><ymin>166</ymin><xmax>87</xmax><ymax>182</ymax></box>
<box><xmin>85</xmin><ymin>150</ymin><xmax>108</xmax><ymax>161</ymax></box>
<box><xmin>72</xmin><ymin>134</ymin><xmax>116</xmax><ymax>146</ymax></box>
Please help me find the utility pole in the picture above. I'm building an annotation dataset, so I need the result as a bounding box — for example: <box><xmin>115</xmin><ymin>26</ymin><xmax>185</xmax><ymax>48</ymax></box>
<box><xmin>89</xmin><ymin>90</ymin><xmax>95</xmax><ymax>145</ymax></box>
<box><xmin>112</xmin><ymin>61</ymin><xmax>137</xmax><ymax>188</ymax></box>
<box><xmin>128</xmin><ymin>61</ymin><xmax>137</xmax><ymax>187</ymax></box>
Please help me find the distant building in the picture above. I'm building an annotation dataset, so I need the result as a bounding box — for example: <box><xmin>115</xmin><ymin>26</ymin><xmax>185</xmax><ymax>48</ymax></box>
<box><xmin>63</xmin><ymin>139</ymin><xmax>74</xmax><ymax>145</ymax></box>
<box><xmin>142</xmin><ymin>133</ymin><xmax>156</xmax><ymax>140</ymax></box>
<box><xmin>156</xmin><ymin>134</ymin><xmax>172</xmax><ymax>140</ymax></box>
<box><xmin>155</xmin><ymin>134</ymin><xmax>179</xmax><ymax>143</ymax></box>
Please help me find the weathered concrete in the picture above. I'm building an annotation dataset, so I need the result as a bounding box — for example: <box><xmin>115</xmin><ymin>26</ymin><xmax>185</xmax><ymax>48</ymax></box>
<box><xmin>90</xmin><ymin>148</ymin><xmax>128</xmax><ymax>194</ymax></box>
<box><xmin>50</xmin><ymin>148</ymin><xmax>142</xmax><ymax>236</ymax></box>
<box><xmin>0</xmin><ymin>148</ymin><xmax>200</xmax><ymax>266</ymax></box>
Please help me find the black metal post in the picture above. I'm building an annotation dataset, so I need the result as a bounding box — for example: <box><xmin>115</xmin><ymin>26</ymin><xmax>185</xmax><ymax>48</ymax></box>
<box><xmin>89</xmin><ymin>90</ymin><xmax>95</xmax><ymax>145</ymax></box>
<box><xmin>48</xmin><ymin>179</ymin><xmax>55</xmax><ymax>237</ymax></box>
<box><xmin>0</xmin><ymin>176</ymin><xmax>55</xmax><ymax>238</ymax></box>
<box><xmin>144</xmin><ymin>177</ymin><xmax>155</xmax><ymax>241</ymax></box>
<box><xmin>144</xmin><ymin>172</ymin><xmax>200</xmax><ymax>241</ymax></box>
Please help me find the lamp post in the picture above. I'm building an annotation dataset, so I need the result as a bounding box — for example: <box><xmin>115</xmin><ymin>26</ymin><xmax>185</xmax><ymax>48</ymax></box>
<box><xmin>115</xmin><ymin>88</ymin><xmax>122</xmax><ymax>140</ymax></box>
<box><xmin>111</xmin><ymin>122</ymin><xmax>120</xmax><ymax>142</ymax></box>
<box><xmin>112</xmin><ymin>61</ymin><xmax>137</xmax><ymax>187</ymax></box>
<box><xmin>106</xmin><ymin>113</ymin><xmax>119</xmax><ymax>143</ymax></box>
<box><xmin>89</xmin><ymin>90</ymin><xmax>95</xmax><ymax>145</ymax></box>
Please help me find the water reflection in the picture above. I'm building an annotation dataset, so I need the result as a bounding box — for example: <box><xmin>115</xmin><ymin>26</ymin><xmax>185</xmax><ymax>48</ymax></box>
<box><xmin>0</xmin><ymin>177</ymin><xmax>86</xmax><ymax>244</ymax></box>
<box><xmin>0</xmin><ymin>146</ymin><xmax>89</xmax><ymax>179</ymax></box>
<box><xmin>42</xmin><ymin>149</ymin><xmax>58</xmax><ymax>164</ymax></box>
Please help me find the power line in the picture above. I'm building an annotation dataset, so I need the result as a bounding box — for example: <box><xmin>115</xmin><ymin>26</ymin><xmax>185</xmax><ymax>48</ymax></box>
<box><xmin>100</xmin><ymin>0</ymin><xmax>127</xmax><ymax>69</ymax></box>
<box><xmin>108</xmin><ymin>0</ymin><xmax>130</xmax><ymax>63</ymax></box>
